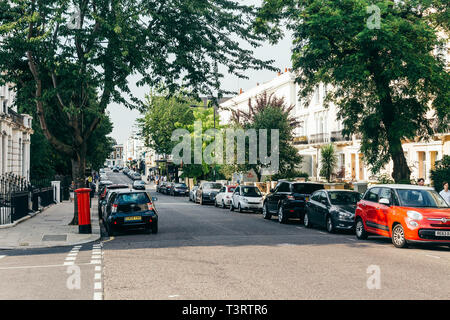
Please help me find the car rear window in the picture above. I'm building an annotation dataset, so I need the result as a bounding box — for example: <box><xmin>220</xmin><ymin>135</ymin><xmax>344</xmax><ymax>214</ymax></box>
<box><xmin>116</xmin><ymin>193</ymin><xmax>150</xmax><ymax>205</ymax></box>
<box><xmin>292</xmin><ymin>183</ymin><xmax>324</xmax><ymax>194</ymax></box>
<box><xmin>204</xmin><ymin>183</ymin><xmax>222</xmax><ymax>190</ymax></box>
<box><xmin>175</xmin><ymin>184</ymin><xmax>187</xmax><ymax>187</ymax></box>
<box><xmin>241</xmin><ymin>187</ymin><xmax>262</xmax><ymax>197</ymax></box>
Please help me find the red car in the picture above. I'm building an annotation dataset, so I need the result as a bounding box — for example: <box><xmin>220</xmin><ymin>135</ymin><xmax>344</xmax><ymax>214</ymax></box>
<box><xmin>355</xmin><ymin>184</ymin><xmax>450</xmax><ymax>248</ymax></box>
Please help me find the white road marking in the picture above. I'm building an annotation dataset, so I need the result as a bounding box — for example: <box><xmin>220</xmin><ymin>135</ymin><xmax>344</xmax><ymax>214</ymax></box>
<box><xmin>95</xmin><ymin>266</ymin><xmax>102</xmax><ymax>271</ymax></box>
<box><xmin>95</xmin><ymin>273</ymin><xmax>102</xmax><ymax>280</ymax></box>
<box><xmin>67</xmin><ymin>253</ymin><xmax>78</xmax><ymax>256</ymax></box>
<box><xmin>425</xmin><ymin>254</ymin><xmax>441</xmax><ymax>259</ymax></box>
<box><xmin>64</xmin><ymin>262</ymin><xmax>74</xmax><ymax>266</ymax></box>
<box><xmin>0</xmin><ymin>263</ymin><xmax>95</xmax><ymax>270</ymax></box>
<box><xmin>91</xmin><ymin>255</ymin><xmax>102</xmax><ymax>260</ymax></box>
<box><xmin>318</xmin><ymin>232</ymin><xmax>327</xmax><ymax>235</ymax></box>
<box><xmin>347</xmin><ymin>238</ymin><xmax>356</xmax><ymax>241</ymax></box>
<box><xmin>168</xmin><ymin>295</ymin><xmax>180</xmax><ymax>298</ymax></box>
<box><xmin>90</xmin><ymin>260</ymin><xmax>101</xmax><ymax>264</ymax></box>
<box><xmin>0</xmin><ymin>255</ymin><xmax>5</xmax><ymax>260</ymax></box>
<box><xmin>94</xmin><ymin>282</ymin><xmax>102</xmax><ymax>290</ymax></box>
<box><xmin>65</xmin><ymin>256</ymin><xmax>77</xmax><ymax>261</ymax></box>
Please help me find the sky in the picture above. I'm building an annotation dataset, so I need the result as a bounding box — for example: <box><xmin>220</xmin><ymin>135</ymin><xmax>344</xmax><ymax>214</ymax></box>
<box><xmin>106</xmin><ymin>2</ymin><xmax>293</xmax><ymax>146</ymax></box>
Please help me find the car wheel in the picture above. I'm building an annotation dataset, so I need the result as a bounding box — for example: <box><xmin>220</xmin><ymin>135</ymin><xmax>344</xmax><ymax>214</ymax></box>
<box><xmin>355</xmin><ymin>218</ymin><xmax>368</xmax><ymax>240</ymax></box>
<box><xmin>262</xmin><ymin>203</ymin><xmax>272</xmax><ymax>220</ymax></box>
<box><xmin>151</xmin><ymin>221</ymin><xmax>158</xmax><ymax>234</ymax></box>
<box><xmin>230</xmin><ymin>201</ymin><xmax>234</xmax><ymax>211</ymax></box>
<box><xmin>304</xmin><ymin>211</ymin><xmax>312</xmax><ymax>228</ymax></box>
<box><xmin>392</xmin><ymin>224</ymin><xmax>408</xmax><ymax>248</ymax></box>
<box><xmin>214</xmin><ymin>199</ymin><xmax>218</xmax><ymax>207</ymax></box>
<box><xmin>221</xmin><ymin>200</ymin><xmax>226</xmax><ymax>209</ymax></box>
<box><xmin>278</xmin><ymin>206</ymin><xmax>287</xmax><ymax>224</ymax></box>
<box><xmin>200</xmin><ymin>197</ymin><xmax>204</xmax><ymax>205</ymax></box>
<box><xmin>238</xmin><ymin>203</ymin><xmax>243</xmax><ymax>213</ymax></box>
<box><xmin>326</xmin><ymin>215</ymin><xmax>335</xmax><ymax>233</ymax></box>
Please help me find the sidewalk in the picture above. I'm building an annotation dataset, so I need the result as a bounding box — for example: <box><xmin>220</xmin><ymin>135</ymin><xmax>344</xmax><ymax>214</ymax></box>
<box><xmin>0</xmin><ymin>199</ymin><xmax>101</xmax><ymax>250</ymax></box>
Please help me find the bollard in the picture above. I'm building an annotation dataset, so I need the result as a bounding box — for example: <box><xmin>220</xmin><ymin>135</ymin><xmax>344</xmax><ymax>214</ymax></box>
<box><xmin>75</xmin><ymin>188</ymin><xmax>92</xmax><ymax>234</ymax></box>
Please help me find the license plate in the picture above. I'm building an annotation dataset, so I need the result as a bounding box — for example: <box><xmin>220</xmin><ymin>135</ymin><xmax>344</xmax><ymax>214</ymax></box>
<box><xmin>435</xmin><ymin>231</ymin><xmax>450</xmax><ymax>237</ymax></box>
<box><xmin>125</xmin><ymin>216</ymin><xmax>142</xmax><ymax>222</ymax></box>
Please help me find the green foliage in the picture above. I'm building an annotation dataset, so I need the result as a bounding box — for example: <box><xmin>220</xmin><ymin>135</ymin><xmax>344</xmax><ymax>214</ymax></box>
<box><xmin>271</xmin><ymin>170</ymin><xmax>309</xmax><ymax>182</ymax></box>
<box><xmin>230</xmin><ymin>92</ymin><xmax>302</xmax><ymax>181</ymax></box>
<box><xmin>431</xmin><ymin>155</ymin><xmax>450</xmax><ymax>192</ymax></box>
<box><xmin>376</xmin><ymin>173</ymin><xmax>395</xmax><ymax>184</ymax></box>
<box><xmin>0</xmin><ymin>0</ymin><xmax>275</xmax><ymax>188</ymax></box>
<box><xmin>256</xmin><ymin>0</ymin><xmax>450</xmax><ymax>183</ymax></box>
<box><xmin>320</xmin><ymin>144</ymin><xmax>337</xmax><ymax>183</ymax></box>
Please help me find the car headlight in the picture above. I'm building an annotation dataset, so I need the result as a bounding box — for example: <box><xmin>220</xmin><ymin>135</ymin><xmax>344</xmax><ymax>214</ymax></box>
<box><xmin>338</xmin><ymin>210</ymin><xmax>352</xmax><ymax>219</ymax></box>
<box><xmin>242</xmin><ymin>198</ymin><xmax>248</xmax><ymax>203</ymax></box>
<box><xmin>407</xmin><ymin>210</ymin><xmax>423</xmax><ymax>221</ymax></box>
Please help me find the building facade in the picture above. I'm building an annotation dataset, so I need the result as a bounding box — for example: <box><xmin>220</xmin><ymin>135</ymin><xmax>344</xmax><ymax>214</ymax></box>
<box><xmin>219</xmin><ymin>69</ymin><xmax>449</xmax><ymax>184</ymax></box>
<box><xmin>105</xmin><ymin>144</ymin><xmax>124</xmax><ymax>167</ymax></box>
<box><xmin>0</xmin><ymin>83</ymin><xmax>33</xmax><ymax>180</ymax></box>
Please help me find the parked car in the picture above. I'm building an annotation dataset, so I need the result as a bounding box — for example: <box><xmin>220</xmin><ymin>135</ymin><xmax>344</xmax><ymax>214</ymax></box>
<box><xmin>99</xmin><ymin>174</ymin><xmax>108</xmax><ymax>181</ymax></box>
<box><xmin>103</xmin><ymin>190</ymin><xmax>158</xmax><ymax>236</ymax></box>
<box><xmin>98</xmin><ymin>184</ymin><xmax>129</xmax><ymax>218</ymax></box>
<box><xmin>304</xmin><ymin>190</ymin><xmax>362</xmax><ymax>233</ymax></box>
<box><xmin>263</xmin><ymin>181</ymin><xmax>325</xmax><ymax>223</ymax></box>
<box><xmin>215</xmin><ymin>185</ymin><xmax>237</xmax><ymax>208</ymax></box>
<box><xmin>157</xmin><ymin>182</ymin><xmax>167</xmax><ymax>193</ymax></box>
<box><xmin>171</xmin><ymin>183</ymin><xmax>189</xmax><ymax>196</ymax></box>
<box><xmin>355</xmin><ymin>184</ymin><xmax>450</xmax><ymax>248</ymax></box>
<box><xmin>98</xmin><ymin>180</ymin><xmax>113</xmax><ymax>193</ymax></box>
<box><xmin>113</xmin><ymin>166</ymin><xmax>120</xmax><ymax>173</ymax></box>
<box><xmin>123</xmin><ymin>167</ymin><xmax>130</xmax><ymax>174</ymax></box>
<box><xmin>230</xmin><ymin>185</ymin><xmax>263</xmax><ymax>212</ymax></box>
<box><xmin>189</xmin><ymin>186</ymin><xmax>199</xmax><ymax>202</ymax></box>
<box><xmin>196</xmin><ymin>182</ymin><xmax>223</xmax><ymax>205</ymax></box>
<box><xmin>131</xmin><ymin>172</ymin><xmax>142</xmax><ymax>180</ymax></box>
<box><xmin>133</xmin><ymin>180</ymin><xmax>146</xmax><ymax>190</ymax></box>
<box><xmin>165</xmin><ymin>182</ymin><xmax>174</xmax><ymax>195</ymax></box>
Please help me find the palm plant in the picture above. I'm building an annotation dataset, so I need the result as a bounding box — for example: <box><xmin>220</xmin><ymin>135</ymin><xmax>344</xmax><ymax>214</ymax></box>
<box><xmin>320</xmin><ymin>144</ymin><xmax>337</xmax><ymax>183</ymax></box>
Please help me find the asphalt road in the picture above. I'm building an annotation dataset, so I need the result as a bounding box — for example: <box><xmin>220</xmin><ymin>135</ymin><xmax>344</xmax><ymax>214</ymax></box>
<box><xmin>102</xmin><ymin>172</ymin><xmax>450</xmax><ymax>300</ymax></box>
<box><xmin>1</xmin><ymin>170</ymin><xmax>449</xmax><ymax>300</ymax></box>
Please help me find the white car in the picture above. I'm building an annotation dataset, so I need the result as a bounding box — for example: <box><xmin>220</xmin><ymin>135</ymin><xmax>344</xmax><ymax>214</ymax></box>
<box><xmin>230</xmin><ymin>185</ymin><xmax>264</xmax><ymax>213</ymax></box>
<box><xmin>215</xmin><ymin>185</ymin><xmax>237</xmax><ymax>208</ymax></box>
<box><xmin>189</xmin><ymin>186</ymin><xmax>199</xmax><ymax>202</ymax></box>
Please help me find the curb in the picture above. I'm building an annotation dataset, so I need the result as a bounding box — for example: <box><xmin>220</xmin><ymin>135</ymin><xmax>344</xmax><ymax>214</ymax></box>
<box><xmin>0</xmin><ymin>234</ymin><xmax>102</xmax><ymax>250</ymax></box>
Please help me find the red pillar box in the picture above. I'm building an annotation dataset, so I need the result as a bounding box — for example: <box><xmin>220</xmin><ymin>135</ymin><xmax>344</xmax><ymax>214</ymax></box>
<box><xmin>75</xmin><ymin>188</ymin><xmax>92</xmax><ymax>234</ymax></box>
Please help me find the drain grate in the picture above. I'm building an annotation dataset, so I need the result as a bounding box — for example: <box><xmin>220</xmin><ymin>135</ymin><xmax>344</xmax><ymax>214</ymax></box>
<box><xmin>42</xmin><ymin>234</ymin><xmax>67</xmax><ymax>241</ymax></box>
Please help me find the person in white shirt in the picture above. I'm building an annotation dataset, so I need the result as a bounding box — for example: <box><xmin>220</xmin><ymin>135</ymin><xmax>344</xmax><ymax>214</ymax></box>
<box><xmin>439</xmin><ymin>182</ymin><xmax>450</xmax><ymax>205</ymax></box>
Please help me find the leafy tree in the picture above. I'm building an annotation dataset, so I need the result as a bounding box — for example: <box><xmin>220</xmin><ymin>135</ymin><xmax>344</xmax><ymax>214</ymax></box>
<box><xmin>256</xmin><ymin>0</ymin><xmax>450</xmax><ymax>183</ymax></box>
<box><xmin>320</xmin><ymin>144</ymin><xmax>337</xmax><ymax>183</ymax></box>
<box><xmin>230</xmin><ymin>92</ymin><xmax>302</xmax><ymax>181</ymax></box>
<box><xmin>0</xmin><ymin>0</ymin><xmax>275</xmax><ymax>192</ymax></box>
<box><xmin>430</xmin><ymin>155</ymin><xmax>450</xmax><ymax>192</ymax></box>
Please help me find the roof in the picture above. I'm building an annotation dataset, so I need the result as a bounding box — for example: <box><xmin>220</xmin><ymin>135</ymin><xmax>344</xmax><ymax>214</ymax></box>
<box><xmin>370</xmin><ymin>184</ymin><xmax>434</xmax><ymax>190</ymax></box>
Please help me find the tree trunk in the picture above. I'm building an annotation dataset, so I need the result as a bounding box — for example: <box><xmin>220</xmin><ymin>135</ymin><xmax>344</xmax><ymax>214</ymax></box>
<box><xmin>69</xmin><ymin>144</ymin><xmax>87</xmax><ymax>225</ymax></box>
<box><xmin>388</xmin><ymin>138</ymin><xmax>411</xmax><ymax>183</ymax></box>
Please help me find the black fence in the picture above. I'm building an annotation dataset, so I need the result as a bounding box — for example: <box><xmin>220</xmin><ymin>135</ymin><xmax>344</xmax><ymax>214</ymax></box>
<box><xmin>0</xmin><ymin>173</ymin><xmax>57</xmax><ymax>225</ymax></box>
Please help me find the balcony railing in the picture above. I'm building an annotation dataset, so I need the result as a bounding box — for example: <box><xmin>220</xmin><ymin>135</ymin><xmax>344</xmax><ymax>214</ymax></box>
<box><xmin>7</xmin><ymin>108</ymin><xmax>24</xmax><ymax>126</ymax></box>
<box><xmin>309</xmin><ymin>133</ymin><xmax>330</xmax><ymax>144</ymax></box>
<box><xmin>330</xmin><ymin>131</ymin><xmax>351</xmax><ymax>142</ymax></box>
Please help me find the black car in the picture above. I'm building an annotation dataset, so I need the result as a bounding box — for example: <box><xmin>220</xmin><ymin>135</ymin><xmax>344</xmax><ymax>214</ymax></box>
<box><xmin>133</xmin><ymin>180</ymin><xmax>146</xmax><ymax>190</ymax></box>
<box><xmin>263</xmin><ymin>181</ymin><xmax>325</xmax><ymax>223</ymax></box>
<box><xmin>304</xmin><ymin>190</ymin><xmax>362</xmax><ymax>233</ymax></box>
<box><xmin>156</xmin><ymin>182</ymin><xmax>167</xmax><ymax>193</ymax></box>
<box><xmin>98</xmin><ymin>180</ymin><xmax>113</xmax><ymax>194</ymax></box>
<box><xmin>171</xmin><ymin>183</ymin><xmax>189</xmax><ymax>196</ymax></box>
<box><xmin>164</xmin><ymin>182</ymin><xmax>174</xmax><ymax>195</ymax></box>
<box><xmin>98</xmin><ymin>184</ymin><xmax>129</xmax><ymax>218</ymax></box>
<box><xmin>196</xmin><ymin>182</ymin><xmax>223</xmax><ymax>205</ymax></box>
<box><xmin>103</xmin><ymin>190</ymin><xmax>158</xmax><ymax>236</ymax></box>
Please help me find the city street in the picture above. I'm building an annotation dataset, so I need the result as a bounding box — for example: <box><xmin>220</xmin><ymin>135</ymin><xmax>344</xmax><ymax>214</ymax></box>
<box><xmin>100</xmin><ymin>172</ymin><xmax>450</xmax><ymax>300</ymax></box>
<box><xmin>1</xmin><ymin>170</ymin><xmax>449</xmax><ymax>300</ymax></box>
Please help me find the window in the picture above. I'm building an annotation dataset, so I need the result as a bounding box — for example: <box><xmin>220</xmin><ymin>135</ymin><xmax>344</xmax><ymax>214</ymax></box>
<box><xmin>319</xmin><ymin>192</ymin><xmax>329</xmax><ymax>205</ymax></box>
<box><xmin>311</xmin><ymin>191</ymin><xmax>321</xmax><ymax>202</ymax></box>
<box><xmin>328</xmin><ymin>191</ymin><xmax>361</xmax><ymax>205</ymax></box>
<box><xmin>278</xmin><ymin>183</ymin><xmax>291</xmax><ymax>193</ymax></box>
<box><xmin>292</xmin><ymin>183</ymin><xmax>324</xmax><ymax>194</ymax></box>
<box><xmin>241</xmin><ymin>187</ymin><xmax>262</xmax><ymax>197</ymax></box>
<box><xmin>364</xmin><ymin>188</ymin><xmax>380</xmax><ymax>202</ymax></box>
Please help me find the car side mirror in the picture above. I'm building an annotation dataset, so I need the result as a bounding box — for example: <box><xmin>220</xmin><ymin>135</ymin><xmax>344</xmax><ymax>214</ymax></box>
<box><xmin>379</xmin><ymin>198</ymin><xmax>390</xmax><ymax>206</ymax></box>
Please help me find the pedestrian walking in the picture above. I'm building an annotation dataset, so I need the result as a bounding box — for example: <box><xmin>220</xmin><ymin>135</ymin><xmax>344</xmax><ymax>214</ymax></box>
<box><xmin>439</xmin><ymin>181</ymin><xmax>450</xmax><ymax>205</ymax></box>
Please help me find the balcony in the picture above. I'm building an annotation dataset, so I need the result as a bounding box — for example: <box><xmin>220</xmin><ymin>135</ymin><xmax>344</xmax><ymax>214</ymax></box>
<box><xmin>293</xmin><ymin>135</ymin><xmax>309</xmax><ymax>145</ymax></box>
<box><xmin>330</xmin><ymin>131</ymin><xmax>351</xmax><ymax>143</ymax></box>
<box><xmin>309</xmin><ymin>133</ymin><xmax>330</xmax><ymax>144</ymax></box>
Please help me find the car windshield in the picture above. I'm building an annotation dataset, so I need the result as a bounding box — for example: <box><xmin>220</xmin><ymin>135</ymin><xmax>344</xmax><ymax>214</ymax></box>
<box><xmin>328</xmin><ymin>191</ymin><xmax>361</xmax><ymax>205</ymax></box>
<box><xmin>203</xmin><ymin>183</ymin><xmax>222</xmax><ymax>190</ymax></box>
<box><xmin>135</xmin><ymin>181</ymin><xmax>145</xmax><ymax>185</ymax></box>
<box><xmin>396</xmin><ymin>189</ymin><xmax>449</xmax><ymax>208</ymax></box>
<box><xmin>242</xmin><ymin>187</ymin><xmax>262</xmax><ymax>197</ymax></box>
<box><xmin>175</xmin><ymin>184</ymin><xmax>187</xmax><ymax>188</ymax></box>
<box><xmin>292</xmin><ymin>183</ymin><xmax>324</xmax><ymax>194</ymax></box>
<box><xmin>117</xmin><ymin>193</ymin><xmax>150</xmax><ymax>205</ymax></box>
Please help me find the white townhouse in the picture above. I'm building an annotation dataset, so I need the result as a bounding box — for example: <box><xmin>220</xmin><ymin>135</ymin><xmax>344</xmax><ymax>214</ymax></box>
<box><xmin>219</xmin><ymin>69</ymin><xmax>449</xmax><ymax>184</ymax></box>
<box><xmin>0</xmin><ymin>83</ymin><xmax>33</xmax><ymax>181</ymax></box>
